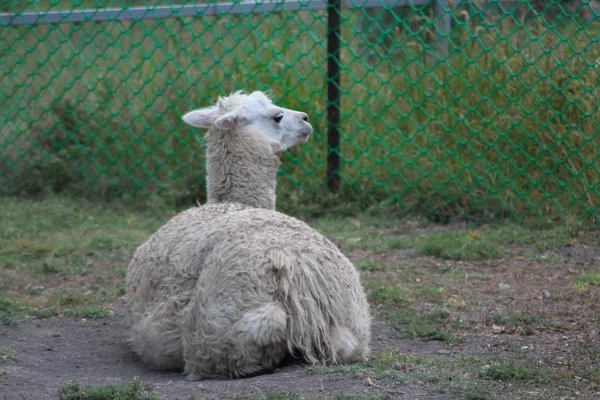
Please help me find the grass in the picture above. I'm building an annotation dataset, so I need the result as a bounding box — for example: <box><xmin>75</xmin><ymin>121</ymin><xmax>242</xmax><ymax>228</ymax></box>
<box><xmin>415</xmin><ymin>231</ymin><xmax>501</xmax><ymax>261</ymax></box>
<box><xmin>59</xmin><ymin>379</ymin><xmax>159</xmax><ymax>400</ymax></box>
<box><xmin>366</xmin><ymin>281</ymin><xmax>459</xmax><ymax>342</ymax></box>
<box><xmin>479</xmin><ymin>363</ymin><xmax>554</xmax><ymax>383</ymax></box>
<box><xmin>573</xmin><ymin>271</ymin><xmax>600</xmax><ymax>290</ymax></box>
<box><xmin>1</xmin><ymin>4</ymin><xmax>599</xmax><ymax>223</ymax></box>
<box><xmin>1</xmin><ymin>196</ymin><xmax>598</xmax><ymax>398</ymax></box>
<box><xmin>305</xmin><ymin>349</ymin><xmax>443</xmax><ymax>384</ymax></box>
<box><xmin>0</xmin><ymin>196</ymin><xmax>169</xmax><ymax>323</ymax></box>
<box><xmin>0</xmin><ymin>347</ymin><xmax>18</xmax><ymax>362</ymax></box>
<box><xmin>484</xmin><ymin>314</ymin><xmax>542</xmax><ymax>335</ymax></box>
<box><xmin>58</xmin><ymin>379</ymin><xmax>392</xmax><ymax>400</ymax></box>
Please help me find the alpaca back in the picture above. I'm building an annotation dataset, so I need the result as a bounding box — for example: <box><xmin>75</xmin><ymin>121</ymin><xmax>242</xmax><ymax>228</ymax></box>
<box><xmin>180</xmin><ymin>208</ymin><xmax>371</xmax><ymax>378</ymax></box>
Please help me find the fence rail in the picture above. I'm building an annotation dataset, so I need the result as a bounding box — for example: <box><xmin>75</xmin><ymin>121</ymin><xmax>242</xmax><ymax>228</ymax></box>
<box><xmin>1</xmin><ymin>1</ymin><xmax>599</xmax><ymax>223</ymax></box>
<box><xmin>0</xmin><ymin>1</ymin><xmax>435</xmax><ymax>26</ymax></box>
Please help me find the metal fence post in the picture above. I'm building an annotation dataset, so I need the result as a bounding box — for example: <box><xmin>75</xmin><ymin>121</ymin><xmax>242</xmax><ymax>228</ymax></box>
<box><xmin>327</xmin><ymin>0</ymin><xmax>342</xmax><ymax>192</ymax></box>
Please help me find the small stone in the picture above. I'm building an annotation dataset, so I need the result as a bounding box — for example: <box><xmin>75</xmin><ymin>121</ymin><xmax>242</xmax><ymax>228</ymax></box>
<box><xmin>438</xmin><ymin>308</ymin><xmax>451</xmax><ymax>319</ymax></box>
<box><xmin>498</xmin><ymin>283</ymin><xmax>510</xmax><ymax>290</ymax></box>
<box><xmin>541</xmin><ymin>290</ymin><xmax>551</xmax><ymax>298</ymax></box>
<box><xmin>437</xmin><ymin>349</ymin><xmax>451</xmax><ymax>355</ymax></box>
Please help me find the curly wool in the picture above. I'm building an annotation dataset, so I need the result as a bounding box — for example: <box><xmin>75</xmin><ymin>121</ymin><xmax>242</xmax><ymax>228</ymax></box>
<box><xmin>126</xmin><ymin>203</ymin><xmax>250</xmax><ymax>370</ymax></box>
<box><xmin>131</xmin><ymin>207</ymin><xmax>371</xmax><ymax>378</ymax></box>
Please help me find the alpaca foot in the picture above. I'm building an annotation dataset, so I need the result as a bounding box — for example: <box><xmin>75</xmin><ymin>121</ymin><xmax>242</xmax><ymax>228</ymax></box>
<box><xmin>331</xmin><ymin>325</ymin><xmax>366</xmax><ymax>362</ymax></box>
<box><xmin>234</xmin><ymin>302</ymin><xmax>287</xmax><ymax>346</ymax></box>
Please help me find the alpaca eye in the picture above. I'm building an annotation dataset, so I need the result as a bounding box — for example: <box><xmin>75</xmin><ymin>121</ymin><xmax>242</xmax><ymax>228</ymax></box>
<box><xmin>272</xmin><ymin>113</ymin><xmax>284</xmax><ymax>123</ymax></box>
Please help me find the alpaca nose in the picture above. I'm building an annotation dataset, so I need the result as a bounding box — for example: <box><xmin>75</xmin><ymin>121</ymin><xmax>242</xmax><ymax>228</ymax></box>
<box><xmin>301</xmin><ymin>113</ymin><xmax>309</xmax><ymax>122</ymax></box>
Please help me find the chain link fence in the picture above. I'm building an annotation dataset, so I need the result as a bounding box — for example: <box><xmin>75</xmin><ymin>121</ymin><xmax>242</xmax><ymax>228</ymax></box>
<box><xmin>1</xmin><ymin>1</ymin><xmax>599</xmax><ymax>222</ymax></box>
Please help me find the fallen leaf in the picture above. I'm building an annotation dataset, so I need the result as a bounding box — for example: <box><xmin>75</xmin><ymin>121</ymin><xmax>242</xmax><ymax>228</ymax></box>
<box><xmin>492</xmin><ymin>324</ymin><xmax>505</xmax><ymax>334</ymax></box>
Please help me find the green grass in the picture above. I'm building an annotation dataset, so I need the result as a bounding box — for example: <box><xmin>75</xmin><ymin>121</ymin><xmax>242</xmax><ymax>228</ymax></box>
<box><xmin>366</xmin><ymin>281</ymin><xmax>458</xmax><ymax>342</ymax></box>
<box><xmin>416</xmin><ymin>231</ymin><xmax>501</xmax><ymax>261</ymax></box>
<box><xmin>306</xmin><ymin>349</ymin><xmax>442</xmax><ymax>385</ymax></box>
<box><xmin>59</xmin><ymin>379</ymin><xmax>159</xmax><ymax>400</ymax></box>
<box><xmin>479</xmin><ymin>363</ymin><xmax>554</xmax><ymax>383</ymax></box>
<box><xmin>224</xmin><ymin>394</ymin><xmax>298</xmax><ymax>400</ymax></box>
<box><xmin>484</xmin><ymin>314</ymin><xmax>542</xmax><ymax>329</ymax></box>
<box><xmin>226</xmin><ymin>393</ymin><xmax>392</xmax><ymax>400</ymax></box>
<box><xmin>58</xmin><ymin>379</ymin><xmax>391</xmax><ymax>400</ymax></box>
<box><xmin>0</xmin><ymin>347</ymin><xmax>18</xmax><ymax>362</ymax></box>
<box><xmin>1</xmin><ymin>5</ymin><xmax>599</xmax><ymax>222</ymax></box>
<box><xmin>573</xmin><ymin>271</ymin><xmax>600</xmax><ymax>290</ymax></box>
<box><xmin>0</xmin><ymin>196</ymin><xmax>168</xmax><ymax>323</ymax></box>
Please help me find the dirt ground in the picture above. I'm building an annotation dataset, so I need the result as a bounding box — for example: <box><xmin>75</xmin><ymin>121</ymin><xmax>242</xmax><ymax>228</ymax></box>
<box><xmin>0</xmin><ymin>307</ymin><xmax>446</xmax><ymax>400</ymax></box>
<box><xmin>1</xmin><ymin>217</ymin><xmax>599</xmax><ymax>400</ymax></box>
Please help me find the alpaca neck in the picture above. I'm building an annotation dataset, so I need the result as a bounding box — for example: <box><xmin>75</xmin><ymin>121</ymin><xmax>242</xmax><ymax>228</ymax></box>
<box><xmin>205</xmin><ymin>127</ymin><xmax>279</xmax><ymax>210</ymax></box>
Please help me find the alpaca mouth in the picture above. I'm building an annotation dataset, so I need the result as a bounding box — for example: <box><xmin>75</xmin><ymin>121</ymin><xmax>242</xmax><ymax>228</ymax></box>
<box><xmin>298</xmin><ymin>132</ymin><xmax>311</xmax><ymax>143</ymax></box>
<box><xmin>299</xmin><ymin>127</ymin><xmax>312</xmax><ymax>138</ymax></box>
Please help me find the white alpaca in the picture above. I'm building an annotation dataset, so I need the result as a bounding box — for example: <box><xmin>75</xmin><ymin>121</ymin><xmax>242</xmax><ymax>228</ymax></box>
<box><xmin>126</xmin><ymin>92</ymin><xmax>371</xmax><ymax>379</ymax></box>
<box><xmin>126</xmin><ymin>91</ymin><xmax>312</xmax><ymax>369</ymax></box>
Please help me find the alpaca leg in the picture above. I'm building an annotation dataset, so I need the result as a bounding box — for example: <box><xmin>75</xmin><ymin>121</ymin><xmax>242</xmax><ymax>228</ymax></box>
<box><xmin>218</xmin><ymin>302</ymin><xmax>289</xmax><ymax>378</ymax></box>
<box><xmin>330</xmin><ymin>325</ymin><xmax>368</xmax><ymax>363</ymax></box>
<box><xmin>129</xmin><ymin>297</ymin><xmax>185</xmax><ymax>370</ymax></box>
<box><xmin>183</xmin><ymin>302</ymin><xmax>288</xmax><ymax>379</ymax></box>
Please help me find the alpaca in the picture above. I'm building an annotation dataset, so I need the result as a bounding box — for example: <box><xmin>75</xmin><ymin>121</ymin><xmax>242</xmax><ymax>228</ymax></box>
<box><xmin>179</xmin><ymin>208</ymin><xmax>371</xmax><ymax>380</ymax></box>
<box><xmin>126</xmin><ymin>91</ymin><xmax>312</xmax><ymax>370</ymax></box>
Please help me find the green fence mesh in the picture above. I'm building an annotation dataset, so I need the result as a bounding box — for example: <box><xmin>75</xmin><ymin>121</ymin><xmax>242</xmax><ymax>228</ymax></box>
<box><xmin>1</xmin><ymin>1</ymin><xmax>599</xmax><ymax>223</ymax></box>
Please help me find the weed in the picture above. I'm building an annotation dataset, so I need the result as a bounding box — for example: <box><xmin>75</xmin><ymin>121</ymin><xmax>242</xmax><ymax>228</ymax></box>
<box><xmin>0</xmin><ymin>347</ymin><xmax>18</xmax><ymax>362</ymax></box>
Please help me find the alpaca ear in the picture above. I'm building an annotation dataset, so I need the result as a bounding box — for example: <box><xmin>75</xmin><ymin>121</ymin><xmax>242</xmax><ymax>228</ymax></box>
<box><xmin>214</xmin><ymin>110</ymin><xmax>247</xmax><ymax>130</ymax></box>
<box><xmin>182</xmin><ymin>107</ymin><xmax>218</xmax><ymax>128</ymax></box>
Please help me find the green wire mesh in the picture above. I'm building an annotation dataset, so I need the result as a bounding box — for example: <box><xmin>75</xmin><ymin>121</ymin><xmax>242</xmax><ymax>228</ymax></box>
<box><xmin>0</xmin><ymin>1</ymin><xmax>599</xmax><ymax>223</ymax></box>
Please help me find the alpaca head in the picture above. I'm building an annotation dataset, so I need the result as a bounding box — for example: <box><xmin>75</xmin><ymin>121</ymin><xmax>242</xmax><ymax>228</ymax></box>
<box><xmin>182</xmin><ymin>91</ymin><xmax>313</xmax><ymax>152</ymax></box>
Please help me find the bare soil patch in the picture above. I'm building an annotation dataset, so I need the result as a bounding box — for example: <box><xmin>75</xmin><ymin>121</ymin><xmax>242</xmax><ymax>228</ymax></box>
<box><xmin>0</xmin><ymin>309</ymin><xmax>445</xmax><ymax>400</ymax></box>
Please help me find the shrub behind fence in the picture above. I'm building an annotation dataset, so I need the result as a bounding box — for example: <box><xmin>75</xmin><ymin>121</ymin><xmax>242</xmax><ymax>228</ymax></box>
<box><xmin>1</xmin><ymin>0</ymin><xmax>599</xmax><ymax>222</ymax></box>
